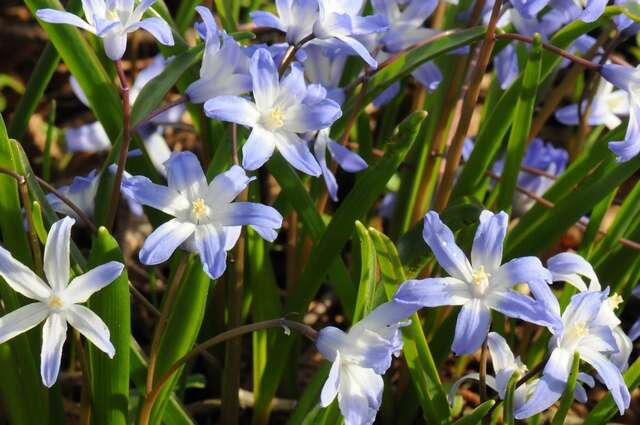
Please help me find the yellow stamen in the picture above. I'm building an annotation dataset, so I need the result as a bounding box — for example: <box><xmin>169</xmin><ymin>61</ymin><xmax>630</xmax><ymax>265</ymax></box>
<box><xmin>48</xmin><ymin>296</ymin><xmax>64</xmax><ymax>309</ymax></box>
<box><xmin>573</xmin><ymin>322</ymin><xmax>589</xmax><ymax>338</ymax></box>
<box><xmin>191</xmin><ymin>198</ymin><xmax>209</xmax><ymax>221</ymax></box>
<box><xmin>265</xmin><ymin>108</ymin><xmax>285</xmax><ymax>130</ymax></box>
<box><xmin>608</xmin><ymin>293</ymin><xmax>623</xmax><ymax>310</ymax></box>
<box><xmin>471</xmin><ymin>265</ymin><xmax>491</xmax><ymax>286</ymax></box>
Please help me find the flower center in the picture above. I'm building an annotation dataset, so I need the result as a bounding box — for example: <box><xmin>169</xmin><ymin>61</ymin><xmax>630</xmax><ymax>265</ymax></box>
<box><xmin>191</xmin><ymin>198</ymin><xmax>210</xmax><ymax>222</ymax></box>
<box><xmin>48</xmin><ymin>296</ymin><xmax>64</xmax><ymax>309</ymax></box>
<box><xmin>608</xmin><ymin>293</ymin><xmax>623</xmax><ymax>310</ymax></box>
<box><xmin>106</xmin><ymin>8</ymin><xmax>119</xmax><ymax>20</ymax></box>
<box><xmin>263</xmin><ymin>107</ymin><xmax>285</xmax><ymax>130</ymax></box>
<box><xmin>515</xmin><ymin>358</ymin><xmax>528</xmax><ymax>376</ymax></box>
<box><xmin>471</xmin><ymin>266</ymin><xmax>490</xmax><ymax>287</ymax></box>
<box><xmin>572</xmin><ymin>322</ymin><xmax>589</xmax><ymax>338</ymax></box>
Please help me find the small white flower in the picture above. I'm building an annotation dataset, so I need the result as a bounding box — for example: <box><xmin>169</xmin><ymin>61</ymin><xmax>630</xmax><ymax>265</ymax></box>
<box><xmin>0</xmin><ymin>217</ymin><xmax>124</xmax><ymax>387</ymax></box>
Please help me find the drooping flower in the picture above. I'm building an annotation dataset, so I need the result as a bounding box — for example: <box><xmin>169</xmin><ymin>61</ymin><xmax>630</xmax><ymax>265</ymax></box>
<box><xmin>448</xmin><ymin>332</ymin><xmax>595</xmax><ymax>414</ymax></box>
<box><xmin>393</xmin><ymin>210</ymin><xmax>555</xmax><ymax>355</ymax></box>
<box><xmin>515</xmin><ymin>290</ymin><xmax>631</xmax><ymax>418</ymax></box>
<box><xmin>555</xmin><ymin>79</ymin><xmax>629</xmax><ymax>130</ymax></box>
<box><xmin>185</xmin><ymin>7</ymin><xmax>251</xmax><ymax>104</ymax></box>
<box><xmin>600</xmin><ymin>63</ymin><xmax>640</xmax><ymax>162</ymax></box>
<box><xmin>204</xmin><ymin>49</ymin><xmax>341</xmax><ymax>175</ymax></box>
<box><xmin>316</xmin><ymin>301</ymin><xmax>415</xmax><ymax>425</ymax></box>
<box><xmin>251</xmin><ymin>0</ymin><xmax>320</xmax><ymax>45</ymax></box>
<box><xmin>0</xmin><ymin>217</ymin><xmax>123</xmax><ymax>387</ymax></box>
<box><xmin>36</xmin><ymin>0</ymin><xmax>174</xmax><ymax>60</ymax></box>
<box><xmin>122</xmin><ymin>151</ymin><xmax>283</xmax><ymax>279</ymax></box>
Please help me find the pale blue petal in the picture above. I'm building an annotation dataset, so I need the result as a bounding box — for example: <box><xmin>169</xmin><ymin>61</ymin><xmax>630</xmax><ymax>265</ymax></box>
<box><xmin>491</xmin><ymin>256</ymin><xmax>552</xmax><ymax>291</ymax></box>
<box><xmin>164</xmin><ymin>151</ymin><xmax>208</xmax><ymax>199</ymax></box>
<box><xmin>609</xmin><ymin>102</ymin><xmax>640</xmax><ymax>162</ymax></box>
<box><xmin>40</xmin><ymin>313</ymin><xmax>67</xmax><ymax>388</ymax></box>
<box><xmin>335</xmin><ymin>35</ymin><xmax>377</xmax><ymax>68</ymax></box>
<box><xmin>0</xmin><ymin>245</ymin><xmax>52</xmax><ymax>302</ymax></box>
<box><xmin>0</xmin><ymin>303</ymin><xmax>49</xmax><ymax>345</ymax></box>
<box><xmin>207</xmin><ymin>165</ymin><xmax>253</xmax><ymax>204</ymax></box>
<box><xmin>251</xmin><ymin>11</ymin><xmax>285</xmax><ymax>31</ymax></box>
<box><xmin>36</xmin><ymin>9</ymin><xmax>95</xmax><ymax>33</ymax></box>
<box><xmin>66</xmin><ymin>122</ymin><xmax>111</xmax><ymax>152</ymax></box>
<box><xmin>103</xmin><ymin>33</ymin><xmax>128</xmax><ymax>60</ymax></box>
<box><xmin>195</xmin><ymin>224</ymin><xmax>227</xmax><ymax>279</ymax></box>
<box><xmin>64</xmin><ymin>304</ymin><xmax>114</xmax><ymax>357</ymax></box>
<box><xmin>63</xmin><ymin>261</ymin><xmax>124</xmax><ymax>304</ymax></box>
<box><xmin>274</xmin><ymin>131</ymin><xmax>322</xmax><ymax>176</ymax></box>
<box><xmin>218</xmin><ymin>202</ymin><xmax>283</xmax><ymax>230</ymax></box>
<box><xmin>629</xmin><ymin>319</ymin><xmax>640</xmax><ymax>341</ymax></box>
<box><xmin>251</xmin><ymin>49</ymin><xmax>279</xmax><ymax>110</ymax></box>
<box><xmin>121</xmin><ymin>174</ymin><xmax>188</xmax><ymax>216</ymax></box>
<box><xmin>563</xmin><ymin>290</ymin><xmax>608</xmax><ymax>328</ymax></box>
<box><xmin>580</xmin><ymin>348</ymin><xmax>630</xmax><ymax>414</ymax></box>
<box><xmin>284</xmin><ymin>99</ymin><xmax>342</xmax><ymax>132</ymax></box>
<box><xmin>471</xmin><ymin>210</ymin><xmax>508</xmax><ymax>272</ymax></box>
<box><xmin>139</xmin><ymin>219</ymin><xmax>196</xmax><ymax>265</ymax></box>
<box><xmin>494</xmin><ymin>43</ymin><xmax>519</xmax><ymax>89</ymax></box>
<box><xmin>580</xmin><ymin>0</ymin><xmax>607</xmax><ymax>22</ymax></box>
<box><xmin>242</xmin><ymin>126</ymin><xmax>277</xmax><ymax>170</ymax></box>
<box><xmin>204</xmin><ymin>96</ymin><xmax>260</xmax><ymax>127</ymax></box>
<box><xmin>452</xmin><ymin>299</ymin><xmax>491</xmax><ymax>355</ymax></box>
<box><xmin>489</xmin><ymin>290</ymin><xmax>555</xmax><ymax>327</ymax></box>
<box><xmin>134</xmin><ymin>17</ymin><xmax>174</xmax><ymax>46</ymax></box>
<box><xmin>327</xmin><ymin>140</ymin><xmax>367</xmax><ymax>172</ymax></box>
<box><xmin>412</xmin><ymin>61</ymin><xmax>443</xmax><ymax>92</ymax></box>
<box><xmin>393</xmin><ymin>278</ymin><xmax>470</xmax><ymax>307</ymax></box>
<box><xmin>547</xmin><ymin>252</ymin><xmax>599</xmax><ymax>292</ymax></box>
<box><xmin>515</xmin><ymin>347</ymin><xmax>572</xmax><ymax>419</ymax></box>
<box><xmin>44</xmin><ymin>216</ymin><xmax>74</xmax><ymax>293</ymax></box>
<box><xmin>422</xmin><ymin>211</ymin><xmax>473</xmax><ymax>282</ymax></box>
<box><xmin>337</xmin><ymin>363</ymin><xmax>383</xmax><ymax>425</ymax></box>
<box><xmin>320</xmin><ymin>357</ymin><xmax>340</xmax><ymax>406</ymax></box>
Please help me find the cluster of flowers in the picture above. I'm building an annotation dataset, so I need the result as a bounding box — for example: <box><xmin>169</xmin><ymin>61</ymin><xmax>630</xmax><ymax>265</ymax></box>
<box><xmin>0</xmin><ymin>1</ymin><xmax>635</xmax><ymax>424</ymax></box>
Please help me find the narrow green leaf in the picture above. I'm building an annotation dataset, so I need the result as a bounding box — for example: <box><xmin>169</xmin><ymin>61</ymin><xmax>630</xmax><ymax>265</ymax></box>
<box><xmin>503</xmin><ymin>371</ymin><xmax>519</xmax><ymax>425</ymax></box>
<box><xmin>253</xmin><ymin>112</ymin><xmax>426</xmax><ymax>425</ymax></box>
<box><xmin>496</xmin><ymin>34</ymin><xmax>542</xmax><ymax>212</ymax></box>
<box><xmin>287</xmin><ymin>364</ymin><xmax>332</xmax><ymax>425</ymax></box>
<box><xmin>551</xmin><ymin>352</ymin><xmax>580</xmax><ymax>425</ymax></box>
<box><xmin>31</xmin><ymin>201</ymin><xmax>48</xmax><ymax>244</ymax></box>
<box><xmin>580</xmin><ymin>190</ymin><xmax>617</xmax><ymax>257</ymax></box>
<box><xmin>452</xmin><ymin>400</ymin><xmax>496</xmax><ymax>425</ymax></box>
<box><xmin>86</xmin><ymin>228</ymin><xmax>131</xmax><ymax>425</ymax></box>
<box><xmin>370</xmin><ymin>227</ymin><xmax>450</xmax><ymax>425</ymax></box>
<box><xmin>353</xmin><ymin>221</ymin><xmax>377</xmax><ymax>322</ymax></box>
<box><xmin>175</xmin><ymin>0</ymin><xmax>202</xmax><ymax>34</ymax></box>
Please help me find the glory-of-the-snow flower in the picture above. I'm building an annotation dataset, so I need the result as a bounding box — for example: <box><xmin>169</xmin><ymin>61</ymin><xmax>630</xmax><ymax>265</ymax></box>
<box><xmin>0</xmin><ymin>217</ymin><xmax>123</xmax><ymax>387</ymax></box>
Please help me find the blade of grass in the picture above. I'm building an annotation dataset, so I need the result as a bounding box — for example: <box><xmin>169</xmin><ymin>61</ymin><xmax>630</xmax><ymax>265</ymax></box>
<box><xmin>551</xmin><ymin>352</ymin><xmax>580</xmax><ymax>425</ymax></box>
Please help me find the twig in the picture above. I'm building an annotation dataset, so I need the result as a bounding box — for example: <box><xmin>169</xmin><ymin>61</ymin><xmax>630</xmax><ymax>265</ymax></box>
<box><xmin>106</xmin><ymin>60</ymin><xmax>132</xmax><ymax>231</ymax></box>
<box><xmin>278</xmin><ymin>34</ymin><xmax>314</xmax><ymax>75</ymax></box>
<box><xmin>138</xmin><ymin>318</ymin><xmax>317</xmax><ymax>425</ymax></box>
<box><xmin>34</xmin><ymin>175</ymin><xmax>98</xmax><ymax>233</ymax></box>
<box><xmin>231</xmin><ymin>124</ymin><xmax>239</xmax><ymax>166</ymax></box>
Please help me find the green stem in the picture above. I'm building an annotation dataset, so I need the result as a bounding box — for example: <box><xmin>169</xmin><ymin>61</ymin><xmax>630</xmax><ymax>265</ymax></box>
<box><xmin>551</xmin><ymin>352</ymin><xmax>581</xmax><ymax>425</ymax></box>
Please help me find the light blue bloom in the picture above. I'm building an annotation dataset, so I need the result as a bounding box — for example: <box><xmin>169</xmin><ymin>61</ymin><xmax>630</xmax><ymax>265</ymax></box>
<box><xmin>393</xmin><ymin>210</ymin><xmax>554</xmax><ymax>355</ymax></box>
<box><xmin>251</xmin><ymin>0</ymin><xmax>319</xmax><ymax>45</ymax></box>
<box><xmin>185</xmin><ymin>7</ymin><xmax>251</xmax><ymax>103</ymax></box>
<box><xmin>515</xmin><ymin>290</ymin><xmax>631</xmax><ymax>419</ymax></box>
<box><xmin>614</xmin><ymin>1</ymin><xmax>640</xmax><ymax>32</ymax></box>
<box><xmin>556</xmin><ymin>79</ymin><xmax>629</xmax><ymax>130</ymax></box>
<box><xmin>448</xmin><ymin>332</ymin><xmax>595</xmax><ymax>413</ymax></box>
<box><xmin>302</xmin><ymin>44</ymin><xmax>348</xmax><ymax>105</ymax></box>
<box><xmin>313</xmin><ymin>128</ymin><xmax>368</xmax><ymax>202</ymax></box>
<box><xmin>629</xmin><ymin>285</ymin><xmax>640</xmax><ymax>341</ymax></box>
<box><xmin>205</xmin><ymin>49</ymin><xmax>342</xmax><ymax>175</ymax></box>
<box><xmin>36</xmin><ymin>0</ymin><xmax>174</xmax><ymax>60</ymax></box>
<box><xmin>316</xmin><ymin>301</ymin><xmax>415</xmax><ymax>425</ymax></box>
<box><xmin>0</xmin><ymin>217</ymin><xmax>123</xmax><ymax>387</ymax></box>
<box><xmin>372</xmin><ymin>0</ymin><xmax>438</xmax><ymax>52</ymax></box>
<box><xmin>550</xmin><ymin>0</ymin><xmax>608</xmax><ymax>23</ymax></box>
<box><xmin>600</xmin><ymin>63</ymin><xmax>640</xmax><ymax>161</ymax></box>
<box><xmin>122</xmin><ymin>151</ymin><xmax>282</xmax><ymax>279</ymax></box>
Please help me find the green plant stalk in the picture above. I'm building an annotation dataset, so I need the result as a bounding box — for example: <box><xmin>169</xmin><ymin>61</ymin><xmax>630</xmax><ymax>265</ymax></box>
<box><xmin>452</xmin><ymin>400</ymin><xmax>496</xmax><ymax>425</ymax></box>
<box><xmin>503</xmin><ymin>372</ymin><xmax>519</xmax><ymax>425</ymax></box>
<box><xmin>42</xmin><ymin>99</ymin><xmax>56</xmax><ymax>181</ymax></box>
<box><xmin>353</xmin><ymin>221</ymin><xmax>377</xmax><ymax>321</ymax></box>
<box><xmin>551</xmin><ymin>352</ymin><xmax>581</xmax><ymax>425</ymax></box>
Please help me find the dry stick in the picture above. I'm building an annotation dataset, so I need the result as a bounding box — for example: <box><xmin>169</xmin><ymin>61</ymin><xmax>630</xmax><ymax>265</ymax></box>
<box><xmin>129</xmin><ymin>281</ymin><xmax>162</xmax><ymax>319</ymax></box>
<box><xmin>434</xmin><ymin>0</ymin><xmax>504</xmax><ymax>212</ymax></box>
<box><xmin>278</xmin><ymin>34</ymin><xmax>314</xmax><ymax>75</ymax></box>
<box><xmin>138</xmin><ymin>319</ymin><xmax>318</xmax><ymax>425</ymax></box>
<box><xmin>231</xmin><ymin>123</ymin><xmax>239</xmax><ymax>166</ymax></box>
<box><xmin>106</xmin><ymin>60</ymin><xmax>132</xmax><ymax>232</ymax></box>
<box><xmin>145</xmin><ymin>255</ymin><xmax>189</xmax><ymax>395</ymax></box>
<box><xmin>34</xmin><ymin>175</ymin><xmax>98</xmax><ymax>233</ymax></box>
<box><xmin>484</xmin><ymin>170</ymin><xmax>640</xmax><ymax>251</ymax></box>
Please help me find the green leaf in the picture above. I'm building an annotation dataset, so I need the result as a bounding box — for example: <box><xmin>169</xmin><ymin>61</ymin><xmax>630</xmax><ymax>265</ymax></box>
<box><xmin>86</xmin><ymin>228</ymin><xmax>131</xmax><ymax>425</ymax></box>
<box><xmin>496</xmin><ymin>34</ymin><xmax>542</xmax><ymax>212</ymax></box>
<box><xmin>31</xmin><ymin>201</ymin><xmax>48</xmax><ymax>244</ymax></box>
<box><xmin>452</xmin><ymin>400</ymin><xmax>496</xmax><ymax>425</ymax></box>
<box><xmin>149</xmin><ymin>257</ymin><xmax>213</xmax><ymax>424</ymax></box>
<box><xmin>369</xmin><ymin>227</ymin><xmax>450</xmax><ymax>424</ymax></box>
<box><xmin>583</xmin><ymin>354</ymin><xmax>640</xmax><ymax>425</ymax></box>
<box><xmin>175</xmin><ymin>0</ymin><xmax>202</xmax><ymax>34</ymax></box>
<box><xmin>353</xmin><ymin>221</ymin><xmax>377</xmax><ymax>322</ymax></box>
<box><xmin>503</xmin><ymin>371</ymin><xmax>519</xmax><ymax>425</ymax></box>
<box><xmin>253</xmin><ymin>112</ymin><xmax>426</xmax><ymax>425</ymax></box>
<box><xmin>551</xmin><ymin>352</ymin><xmax>580</xmax><ymax>425</ymax></box>
<box><xmin>287</xmin><ymin>364</ymin><xmax>332</xmax><ymax>425</ymax></box>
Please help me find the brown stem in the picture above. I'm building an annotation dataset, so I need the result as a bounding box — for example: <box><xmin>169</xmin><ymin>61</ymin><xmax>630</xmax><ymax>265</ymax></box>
<box><xmin>138</xmin><ymin>319</ymin><xmax>317</xmax><ymax>425</ymax></box>
<box><xmin>495</xmin><ymin>33</ymin><xmax>602</xmax><ymax>71</ymax></box>
<box><xmin>106</xmin><ymin>60</ymin><xmax>132</xmax><ymax>231</ymax></box>
<box><xmin>278</xmin><ymin>34</ymin><xmax>314</xmax><ymax>75</ymax></box>
<box><xmin>231</xmin><ymin>123</ymin><xmax>239</xmax><ymax>166</ymax></box>
<box><xmin>145</xmin><ymin>255</ymin><xmax>189</xmax><ymax>395</ymax></box>
<box><xmin>434</xmin><ymin>0</ymin><xmax>504</xmax><ymax>212</ymax></box>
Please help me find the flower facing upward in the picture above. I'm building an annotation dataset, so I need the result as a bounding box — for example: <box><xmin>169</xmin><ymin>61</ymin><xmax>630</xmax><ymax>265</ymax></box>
<box><xmin>393</xmin><ymin>210</ymin><xmax>555</xmax><ymax>355</ymax></box>
<box><xmin>316</xmin><ymin>301</ymin><xmax>415</xmax><ymax>425</ymax></box>
<box><xmin>123</xmin><ymin>151</ymin><xmax>283</xmax><ymax>279</ymax></box>
<box><xmin>204</xmin><ymin>49</ymin><xmax>342</xmax><ymax>175</ymax></box>
<box><xmin>0</xmin><ymin>217</ymin><xmax>123</xmax><ymax>387</ymax></box>
<box><xmin>36</xmin><ymin>0</ymin><xmax>174</xmax><ymax>60</ymax></box>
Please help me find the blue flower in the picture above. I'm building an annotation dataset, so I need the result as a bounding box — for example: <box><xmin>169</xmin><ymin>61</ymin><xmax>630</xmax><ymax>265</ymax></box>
<box><xmin>185</xmin><ymin>7</ymin><xmax>251</xmax><ymax>103</ymax></box>
<box><xmin>251</xmin><ymin>0</ymin><xmax>320</xmax><ymax>45</ymax></box>
<box><xmin>550</xmin><ymin>0</ymin><xmax>609</xmax><ymax>23</ymax></box>
<box><xmin>393</xmin><ymin>210</ymin><xmax>554</xmax><ymax>355</ymax></box>
<box><xmin>556</xmin><ymin>79</ymin><xmax>629</xmax><ymax>130</ymax></box>
<box><xmin>515</xmin><ymin>290</ymin><xmax>631</xmax><ymax>419</ymax></box>
<box><xmin>302</xmin><ymin>44</ymin><xmax>348</xmax><ymax>105</ymax></box>
<box><xmin>372</xmin><ymin>0</ymin><xmax>438</xmax><ymax>52</ymax></box>
<box><xmin>0</xmin><ymin>217</ymin><xmax>123</xmax><ymax>387</ymax></box>
<box><xmin>36</xmin><ymin>0</ymin><xmax>174</xmax><ymax>60</ymax></box>
<box><xmin>204</xmin><ymin>49</ymin><xmax>342</xmax><ymax>175</ymax></box>
<box><xmin>316</xmin><ymin>301</ymin><xmax>415</xmax><ymax>425</ymax></box>
<box><xmin>313</xmin><ymin>128</ymin><xmax>367</xmax><ymax>202</ymax></box>
<box><xmin>629</xmin><ymin>285</ymin><xmax>640</xmax><ymax>341</ymax></box>
<box><xmin>122</xmin><ymin>151</ymin><xmax>282</xmax><ymax>279</ymax></box>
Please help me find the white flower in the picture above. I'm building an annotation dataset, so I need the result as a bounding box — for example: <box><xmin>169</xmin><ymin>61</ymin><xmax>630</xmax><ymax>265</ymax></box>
<box><xmin>0</xmin><ymin>217</ymin><xmax>124</xmax><ymax>387</ymax></box>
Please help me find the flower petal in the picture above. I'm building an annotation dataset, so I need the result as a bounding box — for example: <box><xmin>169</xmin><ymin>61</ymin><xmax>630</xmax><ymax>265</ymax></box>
<box><xmin>250</xmin><ymin>48</ymin><xmax>280</xmax><ymax>110</ymax></box>
<box><xmin>63</xmin><ymin>261</ymin><xmax>124</xmax><ymax>304</ymax></box>
<box><xmin>206</xmin><ymin>165</ymin><xmax>253</xmax><ymax>204</ymax></box>
<box><xmin>133</xmin><ymin>17</ymin><xmax>174</xmax><ymax>46</ymax></box>
<box><xmin>195</xmin><ymin>224</ymin><xmax>227</xmax><ymax>279</ymax></box>
<box><xmin>284</xmin><ymin>99</ymin><xmax>342</xmax><ymax>132</ymax></box>
<box><xmin>491</xmin><ymin>256</ymin><xmax>551</xmax><ymax>291</ymax></box>
<box><xmin>337</xmin><ymin>362</ymin><xmax>383</xmax><ymax>425</ymax></box>
<box><xmin>452</xmin><ymin>299</ymin><xmax>491</xmax><ymax>355</ymax></box>
<box><xmin>242</xmin><ymin>126</ymin><xmax>277</xmax><ymax>170</ymax></box>
<box><xmin>65</xmin><ymin>304</ymin><xmax>114</xmax><ymax>357</ymax></box>
<box><xmin>422</xmin><ymin>211</ymin><xmax>473</xmax><ymax>282</ymax></box>
<box><xmin>471</xmin><ymin>210</ymin><xmax>508</xmax><ymax>272</ymax></box>
<box><xmin>250</xmin><ymin>11</ymin><xmax>284</xmax><ymax>31</ymax></box>
<box><xmin>0</xmin><ymin>245</ymin><xmax>51</xmax><ymax>301</ymax></box>
<box><xmin>393</xmin><ymin>278</ymin><xmax>470</xmax><ymax>308</ymax></box>
<box><xmin>274</xmin><ymin>131</ymin><xmax>322</xmax><ymax>176</ymax></box>
<box><xmin>164</xmin><ymin>151</ymin><xmax>208</xmax><ymax>200</ymax></box>
<box><xmin>320</xmin><ymin>356</ymin><xmax>341</xmax><ymax>407</ymax></box>
<box><xmin>40</xmin><ymin>313</ymin><xmax>68</xmax><ymax>387</ymax></box>
<box><xmin>547</xmin><ymin>252</ymin><xmax>600</xmax><ymax>292</ymax></box>
<box><xmin>66</xmin><ymin>121</ymin><xmax>112</xmax><ymax>152</ymax></box>
<box><xmin>0</xmin><ymin>303</ymin><xmax>49</xmax><ymax>344</ymax></box>
<box><xmin>139</xmin><ymin>219</ymin><xmax>196</xmax><ymax>265</ymax></box>
<box><xmin>217</xmin><ymin>202</ymin><xmax>283</xmax><ymax>231</ymax></box>
<box><xmin>121</xmin><ymin>174</ymin><xmax>188</xmax><ymax>216</ymax></box>
<box><xmin>204</xmin><ymin>96</ymin><xmax>260</xmax><ymax>127</ymax></box>
<box><xmin>44</xmin><ymin>216</ymin><xmax>75</xmax><ymax>293</ymax></box>
<box><xmin>327</xmin><ymin>140</ymin><xmax>368</xmax><ymax>172</ymax></box>
<box><xmin>103</xmin><ymin>33</ymin><xmax>128</xmax><ymax>61</ymax></box>
<box><xmin>579</xmin><ymin>348</ymin><xmax>630</xmax><ymax>414</ymax></box>
<box><xmin>36</xmin><ymin>9</ymin><xmax>95</xmax><ymax>33</ymax></box>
